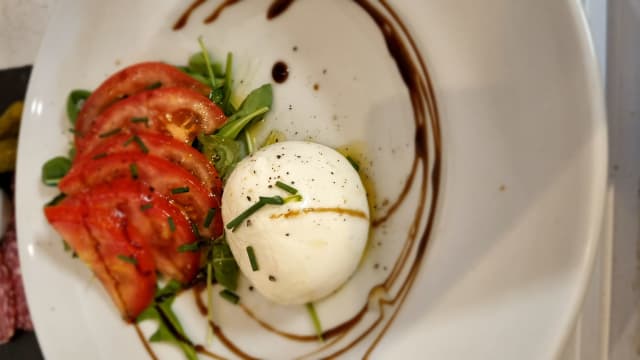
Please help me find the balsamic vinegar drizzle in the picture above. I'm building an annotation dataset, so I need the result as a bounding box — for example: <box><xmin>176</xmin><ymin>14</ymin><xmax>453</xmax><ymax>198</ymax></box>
<box><xmin>151</xmin><ymin>1</ymin><xmax>442</xmax><ymax>359</ymax></box>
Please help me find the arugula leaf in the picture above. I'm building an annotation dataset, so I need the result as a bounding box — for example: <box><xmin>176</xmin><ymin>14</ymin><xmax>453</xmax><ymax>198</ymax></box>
<box><xmin>66</xmin><ymin>89</ymin><xmax>91</xmax><ymax>125</ymax></box>
<box><xmin>216</xmin><ymin>84</ymin><xmax>273</xmax><ymax>140</ymax></box>
<box><xmin>137</xmin><ymin>281</ymin><xmax>198</xmax><ymax>360</ymax></box>
<box><xmin>188</xmin><ymin>52</ymin><xmax>224</xmax><ymax>78</ymax></box>
<box><xmin>197</xmin><ymin>133</ymin><xmax>244</xmax><ymax>181</ymax></box>
<box><xmin>212</xmin><ymin>238</ymin><xmax>239</xmax><ymax>291</ymax></box>
<box><xmin>41</xmin><ymin>156</ymin><xmax>72</xmax><ymax>186</ymax></box>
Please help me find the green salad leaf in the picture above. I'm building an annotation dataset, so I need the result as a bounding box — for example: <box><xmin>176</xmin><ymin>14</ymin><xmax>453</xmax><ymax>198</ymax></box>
<box><xmin>66</xmin><ymin>89</ymin><xmax>91</xmax><ymax>125</ymax></box>
<box><xmin>41</xmin><ymin>156</ymin><xmax>72</xmax><ymax>186</ymax></box>
<box><xmin>211</xmin><ymin>237</ymin><xmax>238</xmax><ymax>291</ymax></box>
<box><xmin>197</xmin><ymin>133</ymin><xmax>244</xmax><ymax>181</ymax></box>
<box><xmin>137</xmin><ymin>281</ymin><xmax>198</xmax><ymax>360</ymax></box>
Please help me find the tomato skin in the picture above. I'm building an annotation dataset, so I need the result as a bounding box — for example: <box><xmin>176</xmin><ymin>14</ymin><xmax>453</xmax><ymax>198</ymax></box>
<box><xmin>76</xmin><ymin>87</ymin><xmax>226</xmax><ymax>155</ymax></box>
<box><xmin>44</xmin><ymin>195</ymin><xmax>156</xmax><ymax>320</ymax></box>
<box><xmin>76</xmin><ymin>131</ymin><xmax>222</xmax><ymax>195</ymax></box>
<box><xmin>59</xmin><ymin>152</ymin><xmax>222</xmax><ymax>239</ymax></box>
<box><xmin>102</xmin><ymin>179</ymin><xmax>201</xmax><ymax>283</ymax></box>
<box><xmin>75</xmin><ymin>62</ymin><xmax>211</xmax><ymax>136</ymax></box>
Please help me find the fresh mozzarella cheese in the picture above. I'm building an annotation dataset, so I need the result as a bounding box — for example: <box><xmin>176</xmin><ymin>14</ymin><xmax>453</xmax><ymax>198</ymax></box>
<box><xmin>222</xmin><ymin>141</ymin><xmax>369</xmax><ymax>305</ymax></box>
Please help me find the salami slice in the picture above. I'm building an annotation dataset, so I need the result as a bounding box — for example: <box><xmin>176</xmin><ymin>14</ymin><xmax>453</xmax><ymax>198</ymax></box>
<box><xmin>0</xmin><ymin>250</ymin><xmax>16</xmax><ymax>344</ymax></box>
<box><xmin>2</xmin><ymin>218</ymin><xmax>33</xmax><ymax>331</ymax></box>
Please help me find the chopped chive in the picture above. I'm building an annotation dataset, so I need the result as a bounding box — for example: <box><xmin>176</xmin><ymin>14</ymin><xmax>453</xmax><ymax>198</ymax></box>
<box><xmin>140</xmin><ymin>203</ymin><xmax>153</xmax><ymax>211</ymax></box>
<box><xmin>203</xmin><ymin>208</ymin><xmax>216</xmax><ymax>228</ymax></box>
<box><xmin>260</xmin><ymin>195</ymin><xmax>284</xmax><ymax>205</ymax></box>
<box><xmin>346</xmin><ymin>156</ymin><xmax>360</xmax><ymax>171</ymax></box>
<box><xmin>219</xmin><ymin>289</ymin><xmax>240</xmax><ymax>304</ymax></box>
<box><xmin>133</xmin><ymin>135</ymin><xmax>149</xmax><ymax>153</ymax></box>
<box><xmin>129</xmin><ymin>163</ymin><xmax>139</xmax><ymax>179</ymax></box>
<box><xmin>123</xmin><ymin>136</ymin><xmax>134</xmax><ymax>146</ymax></box>
<box><xmin>246</xmin><ymin>246</ymin><xmax>259</xmax><ymax>271</ymax></box>
<box><xmin>146</xmin><ymin>81</ymin><xmax>162</xmax><ymax>90</ymax></box>
<box><xmin>117</xmin><ymin>254</ymin><xmax>138</xmax><ymax>265</ymax></box>
<box><xmin>92</xmin><ymin>152</ymin><xmax>108</xmax><ymax>160</ymax></box>
<box><xmin>167</xmin><ymin>217</ymin><xmax>176</xmax><ymax>232</ymax></box>
<box><xmin>226</xmin><ymin>201</ymin><xmax>265</xmax><ymax>231</ymax></box>
<box><xmin>130</xmin><ymin>117</ymin><xmax>150</xmax><ymax>128</ymax></box>
<box><xmin>226</xmin><ymin>196</ymin><xmax>285</xmax><ymax>231</ymax></box>
<box><xmin>178</xmin><ymin>242</ymin><xmax>201</xmax><ymax>253</ymax></box>
<box><xmin>99</xmin><ymin>128</ymin><xmax>121</xmax><ymax>138</ymax></box>
<box><xmin>284</xmin><ymin>194</ymin><xmax>303</xmax><ymax>203</ymax></box>
<box><xmin>306</xmin><ymin>303</ymin><xmax>324</xmax><ymax>342</ymax></box>
<box><xmin>275</xmin><ymin>181</ymin><xmax>298</xmax><ymax>194</ymax></box>
<box><xmin>171</xmin><ymin>186</ymin><xmax>190</xmax><ymax>194</ymax></box>
<box><xmin>191</xmin><ymin>223</ymin><xmax>200</xmax><ymax>238</ymax></box>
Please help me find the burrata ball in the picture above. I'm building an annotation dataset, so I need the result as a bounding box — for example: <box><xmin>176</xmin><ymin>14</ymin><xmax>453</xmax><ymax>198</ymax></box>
<box><xmin>221</xmin><ymin>141</ymin><xmax>369</xmax><ymax>305</ymax></box>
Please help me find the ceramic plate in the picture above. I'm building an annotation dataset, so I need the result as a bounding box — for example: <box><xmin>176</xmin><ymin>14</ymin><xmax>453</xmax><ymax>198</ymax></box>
<box><xmin>16</xmin><ymin>0</ymin><xmax>607</xmax><ymax>359</ymax></box>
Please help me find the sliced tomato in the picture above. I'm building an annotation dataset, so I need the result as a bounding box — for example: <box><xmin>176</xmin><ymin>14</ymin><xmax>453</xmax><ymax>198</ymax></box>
<box><xmin>59</xmin><ymin>152</ymin><xmax>222</xmax><ymax>239</ymax></box>
<box><xmin>75</xmin><ymin>62</ymin><xmax>211</xmax><ymax>136</ymax></box>
<box><xmin>88</xmin><ymin>179</ymin><xmax>200</xmax><ymax>283</ymax></box>
<box><xmin>44</xmin><ymin>196</ymin><xmax>156</xmax><ymax>320</ymax></box>
<box><xmin>76</xmin><ymin>131</ymin><xmax>222</xmax><ymax>195</ymax></box>
<box><xmin>76</xmin><ymin>87</ymin><xmax>226</xmax><ymax>155</ymax></box>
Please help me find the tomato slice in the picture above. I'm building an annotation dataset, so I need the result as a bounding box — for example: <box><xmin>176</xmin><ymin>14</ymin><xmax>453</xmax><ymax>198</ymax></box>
<box><xmin>75</xmin><ymin>62</ymin><xmax>211</xmax><ymax>136</ymax></box>
<box><xmin>76</xmin><ymin>131</ymin><xmax>222</xmax><ymax>195</ymax></box>
<box><xmin>76</xmin><ymin>87</ymin><xmax>226</xmax><ymax>155</ymax></box>
<box><xmin>94</xmin><ymin>179</ymin><xmax>200</xmax><ymax>283</ymax></box>
<box><xmin>59</xmin><ymin>152</ymin><xmax>222</xmax><ymax>239</ymax></box>
<box><xmin>44</xmin><ymin>195</ymin><xmax>156</xmax><ymax>320</ymax></box>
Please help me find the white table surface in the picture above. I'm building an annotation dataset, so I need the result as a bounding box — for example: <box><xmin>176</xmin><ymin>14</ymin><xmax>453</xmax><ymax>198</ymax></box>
<box><xmin>1</xmin><ymin>1</ymin><xmax>635</xmax><ymax>359</ymax></box>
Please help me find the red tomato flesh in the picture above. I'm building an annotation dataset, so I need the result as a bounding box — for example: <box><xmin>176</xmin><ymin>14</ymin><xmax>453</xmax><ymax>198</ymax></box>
<box><xmin>76</xmin><ymin>87</ymin><xmax>226</xmax><ymax>155</ymax></box>
<box><xmin>59</xmin><ymin>152</ymin><xmax>222</xmax><ymax>239</ymax></box>
<box><xmin>44</xmin><ymin>194</ymin><xmax>156</xmax><ymax>320</ymax></box>
<box><xmin>75</xmin><ymin>62</ymin><xmax>211</xmax><ymax>136</ymax></box>
<box><xmin>75</xmin><ymin>131</ymin><xmax>222</xmax><ymax>196</ymax></box>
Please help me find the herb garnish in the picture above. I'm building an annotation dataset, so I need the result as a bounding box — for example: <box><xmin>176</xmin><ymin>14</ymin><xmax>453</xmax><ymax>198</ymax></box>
<box><xmin>45</xmin><ymin>193</ymin><xmax>67</xmax><ymax>207</ymax></box>
<box><xmin>306</xmin><ymin>303</ymin><xmax>324</xmax><ymax>342</ymax></box>
<box><xmin>203</xmin><ymin>208</ymin><xmax>216</xmax><ymax>228</ymax></box>
<box><xmin>140</xmin><ymin>203</ymin><xmax>153</xmax><ymax>211</ymax></box>
<box><xmin>171</xmin><ymin>186</ymin><xmax>190</xmax><ymax>194</ymax></box>
<box><xmin>246</xmin><ymin>246</ymin><xmax>259</xmax><ymax>271</ymax></box>
<box><xmin>66</xmin><ymin>89</ymin><xmax>91</xmax><ymax>125</ymax></box>
<box><xmin>146</xmin><ymin>82</ymin><xmax>162</xmax><ymax>90</ymax></box>
<box><xmin>346</xmin><ymin>156</ymin><xmax>360</xmax><ymax>171</ymax></box>
<box><xmin>129</xmin><ymin>163</ymin><xmax>139</xmax><ymax>179</ymax></box>
<box><xmin>276</xmin><ymin>180</ymin><xmax>298</xmax><ymax>194</ymax></box>
<box><xmin>41</xmin><ymin>156</ymin><xmax>72</xmax><ymax>186</ymax></box>
<box><xmin>219</xmin><ymin>289</ymin><xmax>240</xmax><ymax>304</ymax></box>
<box><xmin>130</xmin><ymin>117</ymin><xmax>150</xmax><ymax>128</ymax></box>
<box><xmin>99</xmin><ymin>128</ymin><xmax>121</xmax><ymax>138</ymax></box>
<box><xmin>117</xmin><ymin>254</ymin><xmax>138</xmax><ymax>265</ymax></box>
<box><xmin>137</xmin><ymin>281</ymin><xmax>198</xmax><ymax>360</ymax></box>
<box><xmin>211</xmin><ymin>237</ymin><xmax>238</xmax><ymax>291</ymax></box>
<box><xmin>167</xmin><ymin>217</ymin><xmax>176</xmax><ymax>233</ymax></box>
<box><xmin>226</xmin><ymin>195</ymin><xmax>284</xmax><ymax>231</ymax></box>
<box><xmin>92</xmin><ymin>152</ymin><xmax>108</xmax><ymax>160</ymax></box>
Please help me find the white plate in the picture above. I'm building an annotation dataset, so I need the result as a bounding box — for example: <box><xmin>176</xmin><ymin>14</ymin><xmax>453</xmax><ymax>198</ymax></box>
<box><xmin>16</xmin><ymin>0</ymin><xmax>607</xmax><ymax>359</ymax></box>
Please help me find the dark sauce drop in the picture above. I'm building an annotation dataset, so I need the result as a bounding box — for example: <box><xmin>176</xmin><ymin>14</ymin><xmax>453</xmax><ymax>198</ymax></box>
<box><xmin>272</xmin><ymin>61</ymin><xmax>289</xmax><ymax>83</ymax></box>
<box><xmin>267</xmin><ymin>0</ymin><xmax>296</xmax><ymax>20</ymax></box>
